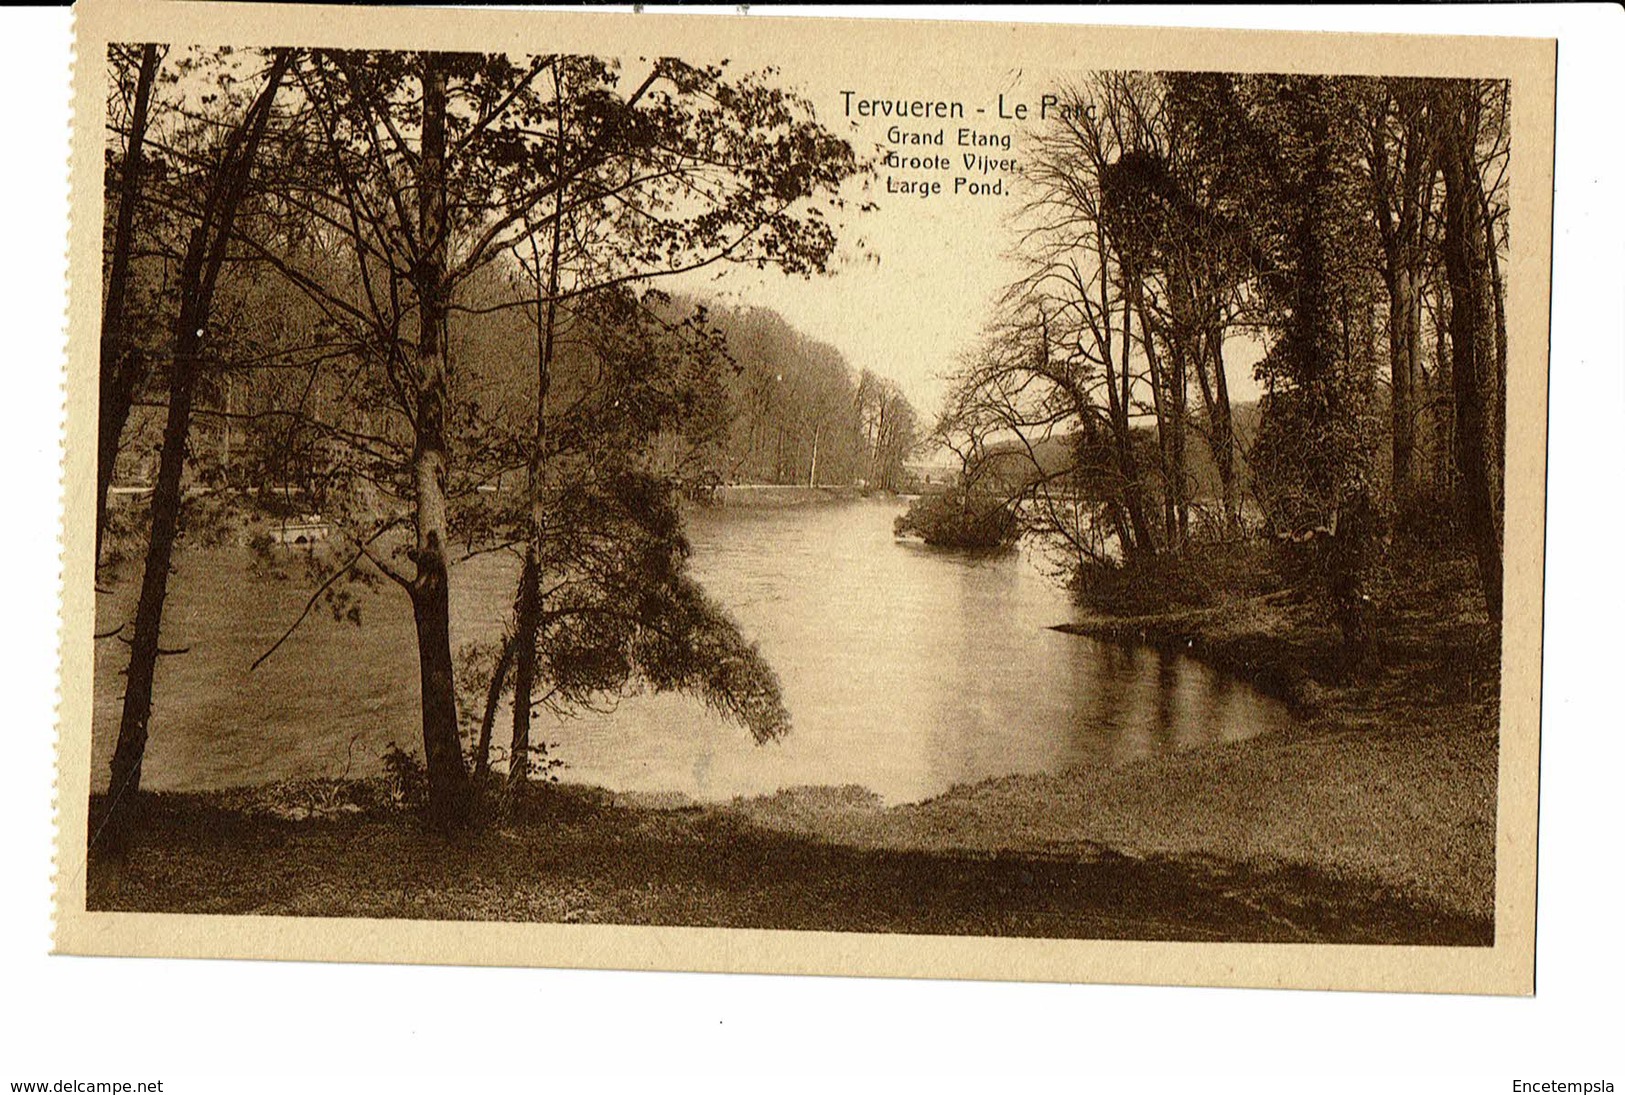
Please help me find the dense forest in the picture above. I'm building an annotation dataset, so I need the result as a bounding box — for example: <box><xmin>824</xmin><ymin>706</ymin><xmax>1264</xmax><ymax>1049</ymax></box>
<box><xmin>112</xmin><ymin>294</ymin><xmax>920</xmax><ymax>511</ymax></box>
<box><xmin>94</xmin><ymin>46</ymin><xmax>921</xmax><ymax>839</ymax></box>
<box><xmin>703</xmin><ymin>306</ymin><xmax>919</xmax><ymax>492</ymax></box>
<box><xmin>921</xmin><ymin>72</ymin><xmax>1510</xmax><ymax>662</ymax></box>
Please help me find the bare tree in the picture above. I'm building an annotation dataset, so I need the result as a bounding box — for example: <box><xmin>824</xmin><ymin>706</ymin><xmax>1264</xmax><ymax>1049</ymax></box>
<box><xmin>1435</xmin><ymin>78</ymin><xmax>1507</xmax><ymax>624</ymax></box>
<box><xmin>1366</xmin><ymin>79</ymin><xmax>1436</xmax><ymax>521</ymax></box>
<box><xmin>105</xmin><ymin>49</ymin><xmax>295</xmax><ymax>847</ymax></box>
<box><xmin>96</xmin><ymin>43</ymin><xmax>162</xmax><ymax>563</ymax></box>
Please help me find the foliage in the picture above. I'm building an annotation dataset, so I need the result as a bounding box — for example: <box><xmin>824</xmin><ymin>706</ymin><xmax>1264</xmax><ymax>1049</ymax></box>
<box><xmin>936</xmin><ymin>70</ymin><xmax>1510</xmax><ymax>658</ymax></box>
<box><xmin>525</xmin><ymin>467</ymin><xmax>790</xmax><ymax>743</ymax></box>
<box><xmin>96</xmin><ymin>45</ymin><xmax>882</xmax><ymax>827</ymax></box>
<box><xmin>895</xmin><ymin>490</ymin><xmax>1019</xmax><ymax>551</ymax></box>
<box><xmin>705</xmin><ymin>306</ymin><xmax>870</xmax><ymax>487</ymax></box>
<box><xmin>380</xmin><ymin>742</ymin><xmax>427</xmax><ymax>810</ymax></box>
<box><xmin>1072</xmin><ymin>540</ymin><xmax>1292</xmax><ymax>616</ymax></box>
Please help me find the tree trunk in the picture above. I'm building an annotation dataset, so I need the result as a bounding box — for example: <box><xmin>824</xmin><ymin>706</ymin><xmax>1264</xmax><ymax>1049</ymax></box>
<box><xmin>1134</xmin><ymin>283</ymin><xmax>1179</xmax><ymax>548</ymax></box>
<box><xmin>1162</xmin><ymin>322</ymin><xmax>1191</xmax><ymax>547</ymax></box>
<box><xmin>409</xmin><ymin>559</ymin><xmax>469</xmax><ymax>828</ymax></box>
<box><xmin>473</xmin><ymin>631</ymin><xmax>516</xmax><ymax>780</ymax></box>
<box><xmin>1438</xmin><ymin>83</ymin><xmax>1504</xmax><ymax>625</ymax></box>
<box><xmin>1111</xmin><ymin>290</ymin><xmax>1156</xmax><ymax>556</ymax></box>
<box><xmin>1190</xmin><ymin>307</ymin><xmax>1240</xmax><ymax>537</ymax></box>
<box><xmin>1207</xmin><ymin>321</ymin><xmax>1240</xmax><ymax>532</ymax></box>
<box><xmin>105</xmin><ymin>51</ymin><xmax>291</xmax><ymax>849</ymax></box>
<box><xmin>509</xmin><ymin>551</ymin><xmax>538</xmax><ymax>787</ymax></box>
<box><xmin>1430</xmin><ymin>275</ymin><xmax>1455</xmax><ymax>492</ymax></box>
<box><xmin>96</xmin><ymin>44</ymin><xmax>161</xmax><ymax>564</ymax></box>
<box><xmin>1172</xmin><ymin>354</ymin><xmax>1189</xmax><ymax>545</ymax></box>
<box><xmin>1388</xmin><ymin>265</ymin><xmax>1419</xmax><ymax>515</ymax></box>
<box><xmin>1371</xmin><ymin>88</ymin><xmax>1430</xmax><ymax>525</ymax></box>
<box><xmin>510</xmin><ymin>73</ymin><xmax>564</xmax><ymax>791</ymax></box>
<box><xmin>1482</xmin><ymin>189</ymin><xmax>1509</xmax><ymax>519</ymax></box>
<box><xmin>105</xmin><ymin>231</ymin><xmax>207</xmax><ymax>851</ymax></box>
<box><xmin>409</xmin><ymin>53</ymin><xmax>472</xmax><ymax>829</ymax></box>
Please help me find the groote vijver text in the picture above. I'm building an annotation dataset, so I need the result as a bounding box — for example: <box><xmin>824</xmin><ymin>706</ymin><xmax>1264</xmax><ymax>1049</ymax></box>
<box><xmin>840</xmin><ymin>91</ymin><xmax>1097</xmax><ymax>201</ymax></box>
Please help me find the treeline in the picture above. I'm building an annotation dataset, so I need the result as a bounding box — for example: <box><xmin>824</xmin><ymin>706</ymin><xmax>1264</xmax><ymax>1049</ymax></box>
<box><xmin>664</xmin><ymin>306</ymin><xmax>918</xmax><ymax>491</ymax></box>
<box><xmin>95</xmin><ymin>46</ymin><xmax>873</xmax><ymax>837</ymax></box>
<box><xmin>116</xmin><ymin>288</ymin><xmax>920</xmax><ymax>506</ymax></box>
<box><xmin>938</xmin><ymin>72</ymin><xmax>1510</xmax><ymax>653</ymax></box>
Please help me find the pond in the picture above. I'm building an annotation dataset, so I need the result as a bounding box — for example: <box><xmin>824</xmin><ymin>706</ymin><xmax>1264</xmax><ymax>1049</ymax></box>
<box><xmin>92</xmin><ymin>497</ymin><xmax>1294</xmax><ymax>803</ymax></box>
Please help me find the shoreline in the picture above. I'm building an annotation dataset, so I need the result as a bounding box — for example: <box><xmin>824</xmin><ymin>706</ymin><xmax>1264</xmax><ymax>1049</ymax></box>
<box><xmin>84</xmin><ymin>551</ymin><xmax>1500</xmax><ymax>937</ymax></box>
<box><xmin>699</xmin><ymin>483</ymin><xmax>869</xmax><ymax>508</ymax></box>
<box><xmin>653</xmin><ymin>559</ymin><xmax>1497</xmax><ymax>921</ymax></box>
<box><xmin>1050</xmin><ymin>596</ymin><xmax>1319</xmax><ymax>713</ymax></box>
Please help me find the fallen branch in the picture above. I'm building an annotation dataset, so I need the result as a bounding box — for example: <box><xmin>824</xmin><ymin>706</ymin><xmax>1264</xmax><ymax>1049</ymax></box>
<box><xmin>249</xmin><ymin>543</ymin><xmax>367</xmax><ymax>672</ymax></box>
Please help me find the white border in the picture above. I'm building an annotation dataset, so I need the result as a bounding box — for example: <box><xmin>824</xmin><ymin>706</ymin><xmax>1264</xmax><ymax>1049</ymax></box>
<box><xmin>7</xmin><ymin>3</ymin><xmax>1624</xmax><ymax>1087</ymax></box>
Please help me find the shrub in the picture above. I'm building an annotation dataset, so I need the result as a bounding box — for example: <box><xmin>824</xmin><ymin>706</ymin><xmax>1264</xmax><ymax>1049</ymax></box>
<box><xmin>1073</xmin><ymin>540</ymin><xmax>1294</xmax><ymax>616</ymax></box>
<box><xmin>894</xmin><ymin>490</ymin><xmax>1018</xmax><ymax>550</ymax></box>
<box><xmin>380</xmin><ymin>742</ymin><xmax>427</xmax><ymax>809</ymax></box>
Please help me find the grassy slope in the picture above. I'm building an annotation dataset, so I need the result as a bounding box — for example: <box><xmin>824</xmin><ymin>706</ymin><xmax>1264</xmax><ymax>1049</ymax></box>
<box><xmin>88</xmin><ymin>780</ymin><xmax>1488</xmax><ymax>944</ymax></box>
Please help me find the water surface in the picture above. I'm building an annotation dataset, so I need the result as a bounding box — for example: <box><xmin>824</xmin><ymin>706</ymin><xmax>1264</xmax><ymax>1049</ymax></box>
<box><xmin>92</xmin><ymin>498</ymin><xmax>1293</xmax><ymax>802</ymax></box>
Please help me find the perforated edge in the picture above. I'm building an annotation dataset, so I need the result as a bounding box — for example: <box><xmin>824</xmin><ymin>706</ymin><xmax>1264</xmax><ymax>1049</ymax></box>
<box><xmin>50</xmin><ymin>5</ymin><xmax>80</xmax><ymax>953</ymax></box>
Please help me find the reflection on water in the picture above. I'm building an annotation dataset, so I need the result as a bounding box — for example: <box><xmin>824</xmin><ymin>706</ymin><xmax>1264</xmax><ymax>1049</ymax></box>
<box><xmin>92</xmin><ymin>498</ymin><xmax>1294</xmax><ymax>803</ymax></box>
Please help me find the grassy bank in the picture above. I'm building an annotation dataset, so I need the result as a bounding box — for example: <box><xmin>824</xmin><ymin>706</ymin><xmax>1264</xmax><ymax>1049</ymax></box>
<box><xmin>86</xmin><ymin>779</ymin><xmax>1487</xmax><ymax>944</ymax></box>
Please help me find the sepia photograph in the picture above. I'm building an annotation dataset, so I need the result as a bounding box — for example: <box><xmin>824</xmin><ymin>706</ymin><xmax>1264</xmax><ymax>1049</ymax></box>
<box><xmin>53</xmin><ymin>1</ymin><xmax>1556</xmax><ymax>994</ymax></box>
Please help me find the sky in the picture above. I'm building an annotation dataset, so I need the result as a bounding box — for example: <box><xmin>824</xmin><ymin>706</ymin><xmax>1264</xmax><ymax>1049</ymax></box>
<box><xmin>671</xmin><ymin>60</ymin><xmax>1045</xmax><ymax>422</ymax></box>
<box><xmin>671</xmin><ymin>54</ymin><xmax>1266</xmax><ymax>426</ymax></box>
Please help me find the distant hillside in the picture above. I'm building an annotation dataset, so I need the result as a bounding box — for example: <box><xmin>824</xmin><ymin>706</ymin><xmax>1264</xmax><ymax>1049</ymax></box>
<box><xmin>974</xmin><ymin>400</ymin><xmax>1263</xmax><ymax>501</ymax></box>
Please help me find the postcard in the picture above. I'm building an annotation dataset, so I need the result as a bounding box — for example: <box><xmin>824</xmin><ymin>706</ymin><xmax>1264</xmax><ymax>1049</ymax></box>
<box><xmin>56</xmin><ymin>0</ymin><xmax>1555</xmax><ymax>994</ymax></box>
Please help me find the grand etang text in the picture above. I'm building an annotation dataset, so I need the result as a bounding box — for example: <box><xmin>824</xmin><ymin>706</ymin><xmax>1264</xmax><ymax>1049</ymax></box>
<box><xmin>842</xmin><ymin>90</ymin><xmax>1096</xmax><ymax>203</ymax></box>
